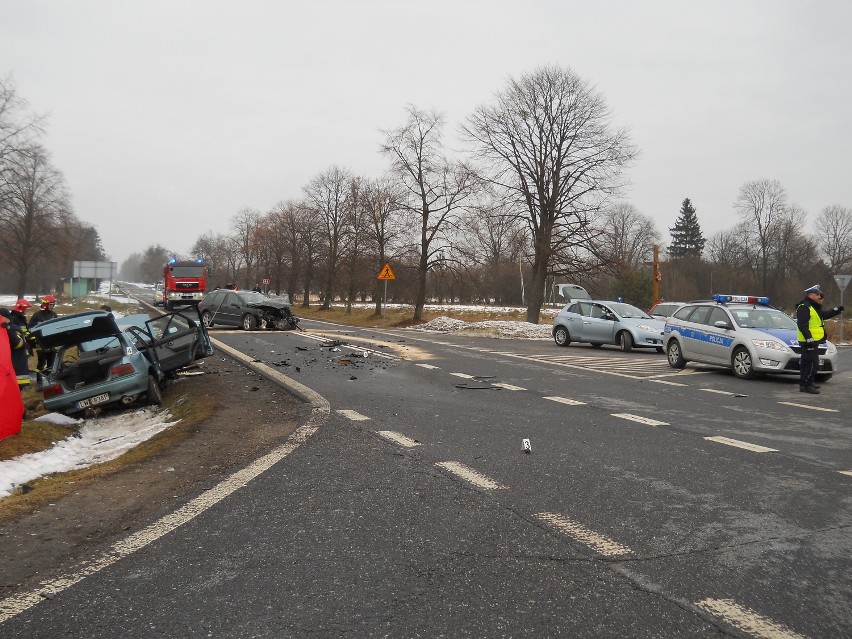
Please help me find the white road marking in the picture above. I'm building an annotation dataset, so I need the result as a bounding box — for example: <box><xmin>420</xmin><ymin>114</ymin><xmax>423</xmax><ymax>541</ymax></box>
<box><xmin>0</xmin><ymin>338</ymin><xmax>329</xmax><ymax>625</ymax></box>
<box><xmin>534</xmin><ymin>512</ymin><xmax>633</xmax><ymax>557</ymax></box>
<box><xmin>704</xmin><ymin>436</ymin><xmax>777</xmax><ymax>453</ymax></box>
<box><xmin>450</xmin><ymin>372</ymin><xmax>475</xmax><ymax>379</ymax></box>
<box><xmin>611</xmin><ymin>413</ymin><xmax>669</xmax><ymax>426</ymax></box>
<box><xmin>435</xmin><ymin>461</ymin><xmax>507</xmax><ymax>490</ymax></box>
<box><xmin>544</xmin><ymin>396</ymin><xmax>586</xmax><ymax>406</ymax></box>
<box><xmin>416</xmin><ymin>363</ymin><xmax>440</xmax><ymax>369</ymax></box>
<box><xmin>649</xmin><ymin>379</ymin><xmax>688</xmax><ymax>386</ymax></box>
<box><xmin>839</xmin><ymin>470</ymin><xmax>852</xmax><ymax>477</ymax></box>
<box><xmin>491</xmin><ymin>382</ymin><xmax>526</xmax><ymax>391</ymax></box>
<box><xmin>777</xmin><ymin>401</ymin><xmax>839</xmax><ymax>413</ymax></box>
<box><xmin>337</xmin><ymin>409</ymin><xmax>370</xmax><ymax>421</ymax></box>
<box><xmin>376</xmin><ymin>430</ymin><xmax>421</xmax><ymax>448</ymax></box>
<box><xmin>700</xmin><ymin>388</ymin><xmax>743</xmax><ymax>396</ymax></box>
<box><xmin>695</xmin><ymin>598</ymin><xmax>808</xmax><ymax>639</ymax></box>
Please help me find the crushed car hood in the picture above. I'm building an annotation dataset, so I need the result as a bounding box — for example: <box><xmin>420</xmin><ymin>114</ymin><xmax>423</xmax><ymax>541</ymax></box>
<box><xmin>248</xmin><ymin>299</ymin><xmax>292</xmax><ymax>312</ymax></box>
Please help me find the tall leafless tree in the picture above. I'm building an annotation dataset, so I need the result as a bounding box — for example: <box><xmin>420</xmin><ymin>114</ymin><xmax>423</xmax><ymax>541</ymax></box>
<box><xmin>382</xmin><ymin>106</ymin><xmax>478</xmax><ymax>321</ymax></box>
<box><xmin>463</xmin><ymin>65</ymin><xmax>637</xmax><ymax>323</ymax></box>
<box><xmin>230</xmin><ymin>208</ymin><xmax>261</xmax><ymax>289</ymax></box>
<box><xmin>734</xmin><ymin>179</ymin><xmax>789</xmax><ymax>292</ymax></box>
<box><xmin>813</xmin><ymin>204</ymin><xmax>852</xmax><ymax>273</ymax></box>
<box><xmin>361</xmin><ymin>176</ymin><xmax>406</xmax><ymax>315</ymax></box>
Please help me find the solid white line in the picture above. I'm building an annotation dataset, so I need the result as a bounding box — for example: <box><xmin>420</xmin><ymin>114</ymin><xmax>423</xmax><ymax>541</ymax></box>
<box><xmin>435</xmin><ymin>461</ymin><xmax>507</xmax><ymax>490</ymax></box>
<box><xmin>0</xmin><ymin>339</ymin><xmax>329</xmax><ymax>624</ymax></box>
<box><xmin>611</xmin><ymin>413</ymin><xmax>669</xmax><ymax>426</ymax></box>
<box><xmin>695</xmin><ymin>598</ymin><xmax>808</xmax><ymax>639</ymax></box>
<box><xmin>376</xmin><ymin>430</ymin><xmax>421</xmax><ymax>448</ymax></box>
<box><xmin>544</xmin><ymin>396</ymin><xmax>586</xmax><ymax>406</ymax></box>
<box><xmin>648</xmin><ymin>379</ymin><xmax>688</xmax><ymax>386</ymax></box>
<box><xmin>700</xmin><ymin>388</ymin><xmax>738</xmax><ymax>395</ymax></box>
<box><xmin>450</xmin><ymin>372</ymin><xmax>475</xmax><ymax>379</ymax></box>
<box><xmin>416</xmin><ymin>363</ymin><xmax>440</xmax><ymax>369</ymax></box>
<box><xmin>704</xmin><ymin>436</ymin><xmax>777</xmax><ymax>453</ymax></box>
<box><xmin>337</xmin><ymin>409</ymin><xmax>370</xmax><ymax>421</ymax></box>
<box><xmin>491</xmin><ymin>383</ymin><xmax>526</xmax><ymax>391</ymax></box>
<box><xmin>777</xmin><ymin>401</ymin><xmax>839</xmax><ymax>413</ymax></box>
<box><xmin>534</xmin><ymin>512</ymin><xmax>632</xmax><ymax>557</ymax></box>
<box><xmin>839</xmin><ymin>470</ymin><xmax>852</xmax><ymax>477</ymax></box>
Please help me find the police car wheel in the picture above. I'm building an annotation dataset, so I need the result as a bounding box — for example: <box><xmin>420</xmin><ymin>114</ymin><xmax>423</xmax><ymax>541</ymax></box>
<box><xmin>666</xmin><ymin>340</ymin><xmax>686</xmax><ymax>368</ymax></box>
<box><xmin>731</xmin><ymin>347</ymin><xmax>756</xmax><ymax>379</ymax></box>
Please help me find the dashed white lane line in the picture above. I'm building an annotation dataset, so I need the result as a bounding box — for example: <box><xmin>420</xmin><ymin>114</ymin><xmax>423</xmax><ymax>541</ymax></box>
<box><xmin>649</xmin><ymin>379</ymin><xmax>688</xmax><ymax>386</ymax></box>
<box><xmin>695</xmin><ymin>598</ymin><xmax>808</xmax><ymax>639</ymax></box>
<box><xmin>777</xmin><ymin>401</ymin><xmax>839</xmax><ymax>413</ymax></box>
<box><xmin>611</xmin><ymin>413</ymin><xmax>669</xmax><ymax>426</ymax></box>
<box><xmin>700</xmin><ymin>388</ymin><xmax>746</xmax><ymax>397</ymax></box>
<box><xmin>337</xmin><ymin>409</ymin><xmax>370</xmax><ymax>421</ymax></box>
<box><xmin>704</xmin><ymin>436</ymin><xmax>778</xmax><ymax>453</ymax></box>
<box><xmin>435</xmin><ymin>461</ymin><xmax>507</xmax><ymax>490</ymax></box>
<box><xmin>839</xmin><ymin>470</ymin><xmax>852</xmax><ymax>477</ymax></box>
<box><xmin>544</xmin><ymin>396</ymin><xmax>587</xmax><ymax>406</ymax></box>
<box><xmin>534</xmin><ymin>512</ymin><xmax>633</xmax><ymax>557</ymax></box>
<box><xmin>491</xmin><ymin>383</ymin><xmax>526</xmax><ymax>391</ymax></box>
<box><xmin>416</xmin><ymin>363</ymin><xmax>440</xmax><ymax>369</ymax></box>
<box><xmin>377</xmin><ymin>430</ymin><xmax>421</xmax><ymax>448</ymax></box>
<box><xmin>450</xmin><ymin>372</ymin><xmax>475</xmax><ymax>379</ymax></box>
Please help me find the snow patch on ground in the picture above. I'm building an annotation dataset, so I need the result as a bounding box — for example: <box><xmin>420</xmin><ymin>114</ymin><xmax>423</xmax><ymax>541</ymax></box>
<box><xmin>416</xmin><ymin>316</ymin><xmax>552</xmax><ymax>339</ymax></box>
<box><xmin>0</xmin><ymin>409</ymin><xmax>178</xmax><ymax>498</ymax></box>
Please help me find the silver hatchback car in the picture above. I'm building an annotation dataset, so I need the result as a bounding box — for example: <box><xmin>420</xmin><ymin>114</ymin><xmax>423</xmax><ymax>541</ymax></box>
<box><xmin>663</xmin><ymin>295</ymin><xmax>838</xmax><ymax>380</ymax></box>
<box><xmin>552</xmin><ymin>300</ymin><xmax>666</xmax><ymax>352</ymax></box>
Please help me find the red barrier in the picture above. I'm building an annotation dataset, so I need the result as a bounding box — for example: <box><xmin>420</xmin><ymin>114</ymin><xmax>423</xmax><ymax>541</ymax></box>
<box><xmin>0</xmin><ymin>329</ymin><xmax>24</xmax><ymax>441</ymax></box>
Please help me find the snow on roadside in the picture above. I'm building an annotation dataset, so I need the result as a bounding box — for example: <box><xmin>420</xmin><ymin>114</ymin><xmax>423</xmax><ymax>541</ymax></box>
<box><xmin>415</xmin><ymin>316</ymin><xmax>552</xmax><ymax>339</ymax></box>
<box><xmin>0</xmin><ymin>409</ymin><xmax>178</xmax><ymax>498</ymax></box>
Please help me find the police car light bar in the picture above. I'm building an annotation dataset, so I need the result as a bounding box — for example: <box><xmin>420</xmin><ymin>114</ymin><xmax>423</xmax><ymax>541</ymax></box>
<box><xmin>712</xmin><ymin>294</ymin><xmax>770</xmax><ymax>305</ymax></box>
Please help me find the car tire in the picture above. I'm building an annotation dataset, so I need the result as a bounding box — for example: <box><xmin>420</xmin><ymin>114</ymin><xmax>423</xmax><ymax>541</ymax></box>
<box><xmin>553</xmin><ymin>326</ymin><xmax>571</xmax><ymax>347</ymax></box>
<box><xmin>731</xmin><ymin>346</ymin><xmax>756</xmax><ymax>379</ymax></box>
<box><xmin>242</xmin><ymin>313</ymin><xmax>258</xmax><ymax>331</ymax></box>
<box><xmin>201</xmin><ymin>310</ymin><xmax>214</xmax><ymax>328</ymax></box>
<box><xmin>147</xmin><ymin>375</ymin><xmax>163</xmax><ymax>405</ymax></box>
<box><xmin>618</xmin><ymin>331</ymin><xmax>633</xmax><ymax>352</ymax></box>
<box><xmin>666</xmin><ymin>340</ymin><xmax>686</xmax><ymax>369</ymax></box>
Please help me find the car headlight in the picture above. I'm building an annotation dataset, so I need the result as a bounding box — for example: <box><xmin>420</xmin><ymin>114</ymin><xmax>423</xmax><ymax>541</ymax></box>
<box><xmin>826</xmin><ymin>341</ymin><xmax>837</xmax><ymax>354</ymax></box>
<box><xmin>751</xmin><ymin>339</ymin><xmax>787</xmax><ymax>351</ymax></box>
<box><xmin>637</xmin><ymin>324</ymin><xmax>656</xmax><ymax>332</ymax></box>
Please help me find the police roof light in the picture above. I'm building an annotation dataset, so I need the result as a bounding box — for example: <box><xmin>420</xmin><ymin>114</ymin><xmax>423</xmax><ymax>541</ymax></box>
<box><xmin>712</xmin><ymin>294</ymin><xmax>770</xmax><ymax>305</ymax></box>
<box><xmin>168</xmin><ymin>257</ymin><xmax>177</xmax><ymax>264</ymax></box>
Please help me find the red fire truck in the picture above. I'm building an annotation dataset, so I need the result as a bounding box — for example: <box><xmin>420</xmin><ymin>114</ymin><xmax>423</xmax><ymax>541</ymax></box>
<box><xmin>163</xmin><ymin>258</ymin><xmax>207</xmax><ymax>310</ymax></box>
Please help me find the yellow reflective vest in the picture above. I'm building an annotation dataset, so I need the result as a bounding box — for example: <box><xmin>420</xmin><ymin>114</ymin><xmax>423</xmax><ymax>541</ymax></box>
<box><xmin>796</xmin><ymin>303</ymin><xmax>825</xmax><ymax>342</ymax></box>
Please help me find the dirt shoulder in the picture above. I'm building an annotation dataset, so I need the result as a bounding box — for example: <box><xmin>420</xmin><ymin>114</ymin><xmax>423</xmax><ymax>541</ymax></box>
<box><xmin>0</xmin><ymin>351</ymin><xmax>306</xmax><ymax>595</ymax></box>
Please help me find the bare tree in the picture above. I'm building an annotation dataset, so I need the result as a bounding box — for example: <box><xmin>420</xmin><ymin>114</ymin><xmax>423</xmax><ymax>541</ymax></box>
<box><xmin>734</xmin><ymin>179</ymin><xmax>789</xmax><ymax>292</ymax></box>
<box><xmin>813</xmin><ymin>204</ymin><xmax>852</xmax><ymax>273</ymax></box>
<box><xmin>382</xmin><ymin>106</ymin><xmax>478</xmax><ymax>321</ymax></box>
<box><xmin>304</xmin><ymin>166</ymin><xmax>352</xmax><ymax>309</ymax></box>
<box><xmin>598</xmin><ymin>202</ymin><xmax>660</xmax><ymax>271</ymax></box>
<box><xmin>230</xmin><ymin>208</ymin><xmax>261</xmax><ymax>288</ymax></box>
<box><xmin>192</xmin><ymin>231</ymin><xmax>231</xmax><ymax>286</ymax></box>
<box><xmin>0</xmin><ymin>76</ymin><xmax>44</xmax><ymax>165</ymax></box>
<box><xmin>463</xmin><ymin>65</ymin><xmax>637</xmax><ymax>323</ymax></box>
<box><xmin>362</xmin><ymin>176</ymin><xmax>406</xmax><ymax>315</ymax></box>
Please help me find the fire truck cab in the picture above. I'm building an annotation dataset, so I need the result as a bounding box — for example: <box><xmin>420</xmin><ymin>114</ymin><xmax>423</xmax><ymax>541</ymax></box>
<box><xmin>163</xmin><ymin>258</ymin><xmax>207</xmax><ymax>310</ymax></box>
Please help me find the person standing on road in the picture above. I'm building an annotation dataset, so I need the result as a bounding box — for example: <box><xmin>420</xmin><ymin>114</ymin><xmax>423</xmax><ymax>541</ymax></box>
<box><xmin>0</xmin><ymin>309</ymin><xmax>31</xmax><ymax>391</ymax></box>
<box><xmin>796</xmin><ymin>285</ymin><xmax>843</xmax><ymax>394</ymax></box>
<box><xmin>28</xmin><ymin>295</ymin><xmax>59</xmax><ymax>379</ymax></box>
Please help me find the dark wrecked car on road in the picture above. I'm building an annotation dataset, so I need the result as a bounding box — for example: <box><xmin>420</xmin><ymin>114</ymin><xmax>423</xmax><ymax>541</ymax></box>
<box><xmin>29</xmin><ymin>309</ymin><xmax>213</xmax><ymax>415</ymax></box>
<box><xmin>198</xmin><ymin>289</ymin><xmax>300</xmax><ymax>331</ymax></box>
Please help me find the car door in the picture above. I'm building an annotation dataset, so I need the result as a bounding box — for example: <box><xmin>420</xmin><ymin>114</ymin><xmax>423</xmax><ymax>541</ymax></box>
<box><xmin>560</xmin><ymin>302</ymin><xmax>586</xmax><ymax>338</ymax></box>
<box><xmin>678</xmin><ymin>306</ymin><xmax>712</xmax><ymax>359</ymax></box>
<box><xmin>144</xmin><ymin>312</ymin><xmax>203</xmax><ymax>373</ymax></box>
<box><xmin>582</xmin><ymin>303</ymin><xmax>617</xmax><ymax>343</ymax></box>
<box><xmin>702</xmin><ymin>306</ymin><xmax>736</xmax><ymax>364</ymax></box>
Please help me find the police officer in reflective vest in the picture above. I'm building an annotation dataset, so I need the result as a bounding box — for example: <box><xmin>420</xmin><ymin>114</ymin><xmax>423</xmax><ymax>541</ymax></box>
<box><xmin>796</xmin><ymin>284</ymin><xmax>843</xmax><ymax>394</ymax></box>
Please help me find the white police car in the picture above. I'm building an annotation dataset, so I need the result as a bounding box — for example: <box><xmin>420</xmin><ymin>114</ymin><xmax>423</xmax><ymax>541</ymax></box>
<box><xmin>663</xmin><ymin>295</ymin><xmax>837</xmax><ymax>380</ymax></box>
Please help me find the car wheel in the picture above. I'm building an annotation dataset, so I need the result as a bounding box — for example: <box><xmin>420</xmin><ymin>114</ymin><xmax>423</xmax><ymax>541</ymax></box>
<box><xmin>201</xmin><ymin>310</ymin><xmax>214</xmax><ymax>328</ymax></box>
<box><xmin>618</xmin><ymin>331</ymin><xmax>633</xmax><ymax>352</ymax></box>
<box><xmin>553</xmin><ymin>326</ymin><xmax>571</xmax><ymax>347</ymax></box>
<box><xmin>666</xmin><ymin>340</ymin><xmax>686</xmax><ymax>369</ymax></box>
<box><xmin>815</xmin><ymin>373</ymin><xmax>832</xmax><ymax>383</ymax></box>
<box><xmin>731</xmin><ymin>346</ymin><xmax>756</xmax><ymax>379</ymax></box>
<box><xmin>242</xmin><ymin>313</ymin><xmax>258</xmax><ymax>331</ymax></box>
<box><xmin>590</xmin><ymin>342</ymin><xmax>603</xmax><ymax>348</ymax></box>
<box><xmin>147</xmin><ymin>375</ymin><xmax>163</xmax><ymax>405</ymax></box>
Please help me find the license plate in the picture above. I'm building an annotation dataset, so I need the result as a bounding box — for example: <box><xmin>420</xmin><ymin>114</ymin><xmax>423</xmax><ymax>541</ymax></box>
<box><xmin>78</xmin><ymin>393</ymin><xmax>110</xmax><ymax>409</ymax></box>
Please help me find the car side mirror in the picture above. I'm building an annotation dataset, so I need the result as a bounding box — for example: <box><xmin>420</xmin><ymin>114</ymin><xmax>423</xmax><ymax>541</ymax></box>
<box><xmin>714</xmin><ymin>320</ymin><xmax>731</xmax><ymax>330</ymax></box>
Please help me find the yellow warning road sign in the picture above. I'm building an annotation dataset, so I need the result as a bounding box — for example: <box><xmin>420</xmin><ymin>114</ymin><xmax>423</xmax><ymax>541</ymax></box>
<box><xmin>377</xmin><ymin>263</ymin><xmax>396</xmax><ymax>280</ymax></box>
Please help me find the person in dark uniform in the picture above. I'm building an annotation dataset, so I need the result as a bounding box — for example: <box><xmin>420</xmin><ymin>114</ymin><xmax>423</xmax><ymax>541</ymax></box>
<box><xmin>0</xmin><ymin>309</ymin><xmax>30</xmax><ymax>391</ymax></box>
<box><xmin>29</xmin><ymin>295</ymin><xmax>59</xmax><ymax>379</ymax></box>
<box><xmin>796</xmin><ymin>284</ymin><xmax>843</xmax><ymax>394</ymax></box>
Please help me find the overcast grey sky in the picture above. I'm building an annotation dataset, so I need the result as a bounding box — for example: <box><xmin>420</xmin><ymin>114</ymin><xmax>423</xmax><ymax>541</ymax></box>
<box><xmin>3</xmin><ymin>0</ymin><xmax>851</xmax><ymax>267</ymax></box>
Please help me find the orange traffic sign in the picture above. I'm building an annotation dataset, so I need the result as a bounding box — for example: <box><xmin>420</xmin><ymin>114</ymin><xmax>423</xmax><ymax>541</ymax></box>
<box><xmin>377</xmin><ymin>263</ymin><xmax>395</xmax><ymax>280</ymax></box>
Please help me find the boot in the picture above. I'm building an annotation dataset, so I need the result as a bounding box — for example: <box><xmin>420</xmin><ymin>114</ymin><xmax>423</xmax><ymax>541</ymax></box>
<box><xmin>800</xmin><ymin>385</ymin><xmax>820</xmax><ymax>394</ymax></box>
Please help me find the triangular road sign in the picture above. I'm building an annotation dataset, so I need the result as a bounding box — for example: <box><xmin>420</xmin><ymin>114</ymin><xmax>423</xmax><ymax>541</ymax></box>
<box><xmin>377</xmin><ymin>263</ymin><xmax>396</xmax><ymax>280</ymax></box>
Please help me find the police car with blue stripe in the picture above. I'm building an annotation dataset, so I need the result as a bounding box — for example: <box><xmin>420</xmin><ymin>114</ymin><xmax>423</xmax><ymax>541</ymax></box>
<box><xmin>663</xmin><ymin>295</ymin><xmax>837</xmax><ymax>380</ymax></box>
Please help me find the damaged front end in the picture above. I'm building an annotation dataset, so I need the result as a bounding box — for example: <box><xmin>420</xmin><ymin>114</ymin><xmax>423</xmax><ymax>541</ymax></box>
<box><xmin>248</xmin><ymin>301</ymin><xmax>301</xmax><ymax>331</ymax></box>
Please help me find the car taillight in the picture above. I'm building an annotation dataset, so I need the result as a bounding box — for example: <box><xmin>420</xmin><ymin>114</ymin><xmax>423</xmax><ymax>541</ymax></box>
<box><xmin>111</xmin><ymin>363</ymin><xmax>135</xmax><ymax>378</ymax></box>
<box><xmin>42</xmin><ymin>384</ymin><xmax>63</xmax><ymax>399</ymax></box>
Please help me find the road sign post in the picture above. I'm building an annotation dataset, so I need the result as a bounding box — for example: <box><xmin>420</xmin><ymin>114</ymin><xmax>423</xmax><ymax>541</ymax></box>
<box><xmin>834</xmin><ymin>274</ymin><xmax>851</xmax><ymax>344</ymax></box>
<box><xmin>377</xmin><ymin>263</ymin><xmax>396</xmax><ymax>319</ymax></box>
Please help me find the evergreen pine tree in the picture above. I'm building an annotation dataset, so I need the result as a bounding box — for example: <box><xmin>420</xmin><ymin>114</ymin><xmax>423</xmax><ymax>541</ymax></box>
<box><xmin>668</xmin><ymin>198</ymin><xmax>705</xmax><ymax>259</ymax></box>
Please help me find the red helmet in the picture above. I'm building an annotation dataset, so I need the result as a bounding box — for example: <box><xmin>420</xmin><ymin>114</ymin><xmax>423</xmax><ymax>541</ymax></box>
<box><xmin>13</xmin><ymin>298</ymin><xmax>32</xmax><ymax>312</ymax></box>
<box><xmin>40</xmin><ymin>295</ymin><xmax>57</xmax><ymax>307</ymax></box>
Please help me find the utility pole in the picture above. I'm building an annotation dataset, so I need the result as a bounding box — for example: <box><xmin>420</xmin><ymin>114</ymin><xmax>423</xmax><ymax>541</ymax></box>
<box><xmin>644</xmin><ymin>244</ymin><xmax>669</xmax><ymax>305</ymax></box>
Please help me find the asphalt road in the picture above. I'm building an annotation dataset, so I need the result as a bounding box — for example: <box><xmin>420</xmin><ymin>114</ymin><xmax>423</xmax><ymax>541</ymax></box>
<box><xmin>2</xmin><ymin>306</ymin><xmax>850</xmax><ymax>638</ymax></box>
